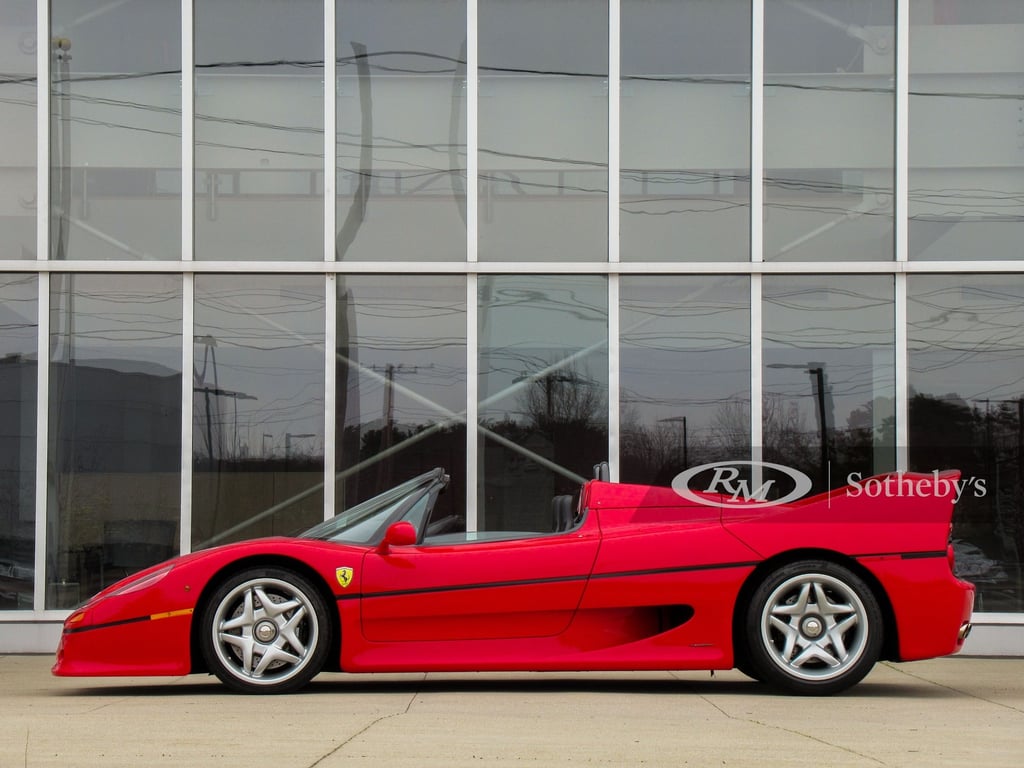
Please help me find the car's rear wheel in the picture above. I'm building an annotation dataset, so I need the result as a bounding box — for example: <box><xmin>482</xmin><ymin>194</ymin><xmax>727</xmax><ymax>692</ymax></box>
<box><xmin>200</xmin><ymin>567</ymin><xmax>330</xmax><ymax>694</ymax></box>
<box><xmin>745</xmin><ymin>560</ymin><xmax>882</xmax><ymax>695</ymax></box>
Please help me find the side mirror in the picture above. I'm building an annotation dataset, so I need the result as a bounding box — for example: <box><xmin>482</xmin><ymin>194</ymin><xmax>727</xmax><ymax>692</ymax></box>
<box><xmin>379</xmin><ymin>521</ymin><xmax>417</xmax><ymax>553</ymax></box>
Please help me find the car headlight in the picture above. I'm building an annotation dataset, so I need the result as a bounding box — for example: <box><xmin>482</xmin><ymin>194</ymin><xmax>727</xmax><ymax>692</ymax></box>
<box><xmin>108</xmin><ymin>564</ymin><xmax>175</xmax><ymax>596</ymax></box>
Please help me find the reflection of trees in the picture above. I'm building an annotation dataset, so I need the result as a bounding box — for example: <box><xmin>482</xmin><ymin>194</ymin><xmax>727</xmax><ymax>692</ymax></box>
<box><xmin>495</xmin><ymin>361</ymin><xmax>608</xmax><ymax>496</ymax></box>
<box><xmin>910</xmin><ymin>392</ymin><xmax>1023</xmax><ymax>611</ymax></box>
<box><xmin>622</xmin><ymin>392</ymin><xmax>887</xmax><ymax>495</ymax></box>
<box><xmin>622</xmin><ymin>399</ymin><xmax>751</xmax><ymax>486</ymax></box>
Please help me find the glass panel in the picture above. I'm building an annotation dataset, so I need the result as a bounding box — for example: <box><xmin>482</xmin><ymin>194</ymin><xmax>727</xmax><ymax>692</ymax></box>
<box><xmin>49</xmin><ymin>0</ymin><xmax>180</xmax><ymax>260</ymax></box>
<box><xmin>620</xmin><ymin>0</ymin><xmax>750</xmax><ymax>262</ymax></box>
<box><xmin>764</xmin><ymin>0</ymin><xmax>895</xmax><ymax>262</ymax></box>
<box><xmin>335</xmin><ymin>0</ymin><xmax>467</xmax><ymax>261</ymax></box>
<box><xmin>193</xmin><ymin>275</ymin><xmax>325</xmax><ymax>548</ymax></box>
<box><xmin>909</xmin><ymin>276</ymin><xmax>1023</xmax><ymax>611</ymax></box>
<box><xmin>478</xmin><ymin>0</ymin><xmax>608</xmax><ymax>262</ymax></box>
<box><xmin>0</xmin><ymin>4</ymin><xmax>35</xmax><ymax>260</ymax></box>
<box><xmin>335</xmin><ymin>276</ymin><xmax>466</xmax><ymax>525</ymax></box>
<box><xmin>909</xmin><ymin>2</ymin><xmax>1024</xmax><ymax>261</ymax></box>
<box><xmin>620</xmin><ymin>276</ymin><xmax>750</xmax><ymax>484</ymax></box>
<box><xmin>0</xmin><ymin>275</ymin><xmax>36</xmax><ymax>609</ymax></box>
<box><xmin>195</xmin><ymin>0</ymin><xmax>324</xmax><ymax>261</ymax></box>
<box><xmin>763</xmin><ymin>276</ymin><xmax>895</xmax><ymax>495</ymax></box>
<box><xmin>478</xmin><ymin>275</ymin><xmax>607</xmax><ymax>530</ymax></box>
<box><xmin>47</xmin><ymin>274</ymin><xmax>182</xmax><ymax>608</ymax></box>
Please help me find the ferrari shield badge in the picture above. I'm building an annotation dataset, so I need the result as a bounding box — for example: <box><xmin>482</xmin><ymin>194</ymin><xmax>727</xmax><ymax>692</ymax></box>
<box><xmin>335</xmin><ymin>567</ymin><xmax>354</xmax><ymax>589</ymax></box>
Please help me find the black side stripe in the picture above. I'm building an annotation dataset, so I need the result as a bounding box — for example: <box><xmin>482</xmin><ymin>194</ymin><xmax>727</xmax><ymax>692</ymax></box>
<box><xmin>335</xmin><ymin>550</ymin><xmax>947</xmax><ymax>603</ymax></box>
<box><xmin>340</xmin><ymin>560</ymin><xmax>760</xmax><ymax>603</ymax></box>
<box><xmin>63</xmin><ymin>615</ymin><xmax>150</xmax><ymax>635</ymax></box>
<box><xmin>898</xmin><ymin>550</ymin><xmax>947</xmax><ymax>560</ymax></box>
<box><xmin>852</xmin><ymin>550</ymin><xmax>948</xmax><ymax>561</ymax></box>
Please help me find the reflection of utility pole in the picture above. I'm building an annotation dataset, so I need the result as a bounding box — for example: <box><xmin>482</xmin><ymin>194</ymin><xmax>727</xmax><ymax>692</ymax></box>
<box><xmin>369</xmin><ymin>363</ymin><xmax>420</xmax><ymax>488</ymax></box>
<box><xmin>809</xmin><ymin>365</ymin><xmax>828</xmax><ymax>486</ymax></box>
<box><xmin>659</xmin><ymin>416</ymin><xmax>688</xmax><ymax>470</ymax></box>
<box><xmin>515</xmin><ymin>371</ymin><xmax>576</xmax><ymax>425</ymax></box>
<box><xmin>194</xmin><ymin>334</ymin><xmax>255</xmax><ymax>463</ymax></box>
<box><xmin>768</xmin><ymin>362</ymin><xmax>831</xmax><ymax>487</ymax></box>
<box><xmin>285</xmin><ymin>433</ymin><xmax>315</xmax><ymax>472</ymax></box>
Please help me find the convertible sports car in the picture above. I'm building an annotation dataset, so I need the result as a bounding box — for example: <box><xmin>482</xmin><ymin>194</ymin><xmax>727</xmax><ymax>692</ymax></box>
<box><xmin>53</xmin><ymin>464</ymin><xmax>974</xmax><ymax>695</ymax></box>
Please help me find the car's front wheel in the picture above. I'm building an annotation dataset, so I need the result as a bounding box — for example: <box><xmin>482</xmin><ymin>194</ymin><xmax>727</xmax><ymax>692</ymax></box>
<box><xmin>744</xmin><ymin>560</ymin><xmax>882</xmax><ymax>695</ymax></box>
<box><xmin>200</xmin><ymin>567</ymin><xmax>330</xmax><ymax>694</ymax></box>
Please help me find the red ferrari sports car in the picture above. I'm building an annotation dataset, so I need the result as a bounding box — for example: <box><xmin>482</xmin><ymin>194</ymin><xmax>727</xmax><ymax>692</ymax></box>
<box><xmin>53</xmin><ymin>465</ymin><xmax>974</xmax><ymax>695</ymax></box>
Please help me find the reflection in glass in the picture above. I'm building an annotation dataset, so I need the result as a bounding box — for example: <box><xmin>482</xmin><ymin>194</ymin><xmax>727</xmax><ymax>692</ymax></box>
<box><xmin>764</xmin><ymin>0</ymin><xmax>895</xmax><ymax>262</ymax></box>
<box><xmin>909</xmin><ymin>2</ymin><xmax>1024</xmax><ymax>260</ymax></box>
<box><xmin>195</xmin><ymin>0</ymin><xmax>324</xmax><ymax>261</ymax></box>
<box><xmin>193</xmin><ymin>275</ymin><xmax>325</xmax><ymax>548</ymax></box>
<box><xmin>0</xmin><ymin>275</ymin><xmax>36</xmax><ymax>609</ymax></box>
<box><xmin>478</xmin><ymin>275</ymin><xmax>607</xmax><ymax>530</ymax></box>
<box><xmin>47</xmin><ymin>275</ymin><xmax>182</xmax><ymax>608</ymax></box>
<box><xmin>0</xmin><ymin>3</ymin><xmax>36</xmax><ymax>259</ymax></box>
<box><xmin>335</xmin><ymin>276</ymin><xmax>466</xmax><ymax>523</ymax></box>
<box><xmin>620</xmin><ymin>276</ymin><xmax>750</xmax><ymax>484</ymax></box>
<box><xmin>763</xmin><ymin>276</ymin><xmax>894</xmax><ymax>494</ymax></box>
<box><xmin>909</xmin><ymin>276</ymin><xmax>1024</xmax><ymax>611</ymax></box>
<box><xmin>478</xmin><ymin>0</ymin><xmax>608</xmax><ymax>261</ymax></box>
<box><xmin>620</xmin><ymin>0</ymin><xmax>750</xmax><ymax>262</ymax></box>
<box><xmin>335</xmin><ymin>0</ymin><xmax>467</xmax><ymax>261</ymax></box>
<box><xmin>49</xmin><ymin>0</ymin><xmax>181</xmax><ymax>260</ymax></box>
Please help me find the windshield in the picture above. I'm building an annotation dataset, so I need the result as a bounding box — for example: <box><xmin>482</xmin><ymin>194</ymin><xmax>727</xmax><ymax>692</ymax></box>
<box><xmin>300</xmin><ymin>468</ymin><xmax>447</xmax><ymax>545</ymax></box>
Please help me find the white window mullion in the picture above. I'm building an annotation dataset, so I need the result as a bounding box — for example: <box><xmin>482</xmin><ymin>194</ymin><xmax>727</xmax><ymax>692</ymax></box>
<box><xmin>895</xmin><ymin>273</ymin><xmax>907</xmax><ymax>472</ymax></box>
<box><xmin>182</xmin><ymin>0</ymin><xmax>194</xmax><ymax>263</ymax></box>
<box><xmin>750</xmin><ymin>274</ymin><xmax>763</xmax><ymax>469</ymax></box>
<box><xmin>466</xmin><ymin>274</ymin><xmax>479</xmax><ymax>532</ymax></box>
<box><xmin>33</xmin><ymin>272</ymin><xmax>50</xmax><ymax>611</ymax></box>
<box><xmin>608</xmin><ymin>275</ymin><xmax>620</xmax><ymax>481</ymax></box>
<box><xmin>895</xmin><ymin>0</ymin><xmax>909</xmax><ymax>265</ymax></box>
<box><xmin>608</xmin><ymin>0</ymin><xmax>619</xmax><ymax>265</ymax></box>
<box><xmin>751</xmin><ymin>0</ymin><xmax>764</xmax><ymax>266</ymax></box>
<box><xmin>179</xmin><ymin>1</ymin><xmax>195</xmax><ymax>554</ymax></box>
<box><xmin>608</xmin><ymin>2</ymin><xmax>620</xmax><ymax>479</ymax></box>
<box><xmin>323</xmin><ymin>0</ymin><xmax>337</xmax><ymax>520</ymax></box>
<box><xmin>894</xmin><ymin>0</ymin><xmax>910</xmax><ymax>473</ymax></box>
<box><xmin>467</xmin><ymin>0</ymin><xmax>478</xmax><ymax>265</ymax></box>
<box><xmin>750</xmin><ymin>1</ymin><xmax>764</xmax><ymax>482</ymax></box>
<box><xmin>33</xmin><ymin>0</ymin><xmax>51</xmax><ymax>612</ymax></box>
<box><xmin>180</xmin><ymin>274</ymin><xmax>194</xmax><ymax>554</ymax></box>
<box><xmin>466</xmin><ymin>1</ymin><xmax>479</xmax><ymax>529</ymax></box>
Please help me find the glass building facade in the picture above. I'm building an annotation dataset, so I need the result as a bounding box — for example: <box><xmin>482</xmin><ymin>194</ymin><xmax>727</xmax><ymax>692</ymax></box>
<box><xmin>1</xmin><ymin>1</ymin><xmax>1022</xmax><ymax>650</ymax></box>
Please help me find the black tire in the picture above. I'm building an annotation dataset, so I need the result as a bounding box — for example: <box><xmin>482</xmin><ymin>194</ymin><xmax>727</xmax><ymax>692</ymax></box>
<box><xmin>744</xmin><ymin>560</ymin><xmax>882</xmax><ymax>695</ymax></box>
<box><xmin>200</xmin><ymin>567</ymin><xmax>330</xmax><ymax>694</ymax></box>
<box><xmin>734</xmin><ymin>658</ymin><xmax>764</xmax><ymax>683</ymax></box>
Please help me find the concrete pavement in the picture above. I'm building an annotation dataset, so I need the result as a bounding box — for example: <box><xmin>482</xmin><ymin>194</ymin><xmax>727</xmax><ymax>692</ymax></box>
<box><xmin>1</xmin><ymin>654</ymin><xmax>1021</xmax><ymax>767</ymax></box>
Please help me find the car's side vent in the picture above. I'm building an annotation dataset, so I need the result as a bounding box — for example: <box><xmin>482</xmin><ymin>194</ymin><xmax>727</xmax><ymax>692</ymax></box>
<box><xmin>658</xmin><ymin>605</ymin><xmax>695</xmax><ymax>633</ymax></box>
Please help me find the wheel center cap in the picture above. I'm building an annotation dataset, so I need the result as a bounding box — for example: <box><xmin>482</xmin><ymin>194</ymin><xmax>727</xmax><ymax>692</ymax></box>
<box><xmin>802</xmin><ymin>616</ymin><xmax>824</xmax><ymax>638</ymax></box>
<box><xmin>254</xmin><ymin>620</ymin><xmax>277</xmax><ymax>643</ymax></box>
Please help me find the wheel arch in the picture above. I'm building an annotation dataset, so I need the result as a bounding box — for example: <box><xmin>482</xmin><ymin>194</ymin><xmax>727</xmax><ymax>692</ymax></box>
<box><xmin>730</xmin><ymin>548</ymin><xmax>899</xmax><ymax>670</ymax></box>
<box><xmin>189</xmin><ymin>554</ymin><xmax>343</xmax><ymax>674</ymax></box>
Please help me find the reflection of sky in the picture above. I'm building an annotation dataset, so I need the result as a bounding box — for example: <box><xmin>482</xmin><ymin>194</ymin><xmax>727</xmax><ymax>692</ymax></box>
<box><xmin>0</xmin><ymin>276</ymin><xmax>36</xmax><ymax>355</ymax></box>
<box><xmin>620</xmin><ymin>275</ymin><xmax>749</xmax><ymax>435</ymax></box>
<box><xmin>341</xmin><ymin>276</ymin><xmax>466</xmax><ymax>429</ymax></box>
<box><xmin>910</xmin><ymin>278</ymin><xmax>1024</xmax><ymax>405</ymax></box>
<box><xmin>195</xmin><ymin>276</ymin><xmax>324</xmax><ymax>455</ymax></box>
<box><xmin>478</xmin><ymin>276</ymin><xmax>607</xmax><ymax>421</ymax></box>
<box><xmin>764</xmin><ymin>277</ymin><xmax>895</xmax><ymax>432</ymax></box>
<box><xmin>622</xmin><ymin>348</ymin><xmax>749</xmax><ymax>435</ymax></box>
<box><xmin>49</xmin><ymin>274</ymin><xmax>182</xmax><ymax>374</ymax></box>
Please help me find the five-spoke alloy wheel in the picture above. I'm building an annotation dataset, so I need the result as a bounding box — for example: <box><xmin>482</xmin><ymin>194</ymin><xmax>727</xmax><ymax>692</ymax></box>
<box><xmin>200</xmin><ymin>567</ymin><xmax>330</xmax><ymax>694</ymax></box>
<box><xmin>745</xmin><ymin>560</ymin><xmax>882</xmax><ymax>695</ymax></box>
